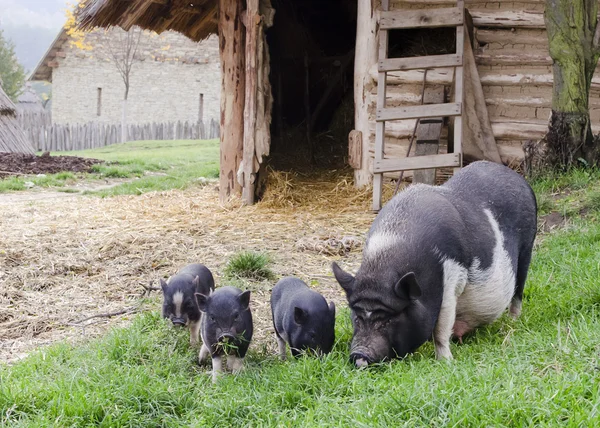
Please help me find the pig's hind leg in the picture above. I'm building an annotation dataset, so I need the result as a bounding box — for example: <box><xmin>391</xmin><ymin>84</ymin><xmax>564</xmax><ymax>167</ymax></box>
<box><xmin>275</xmin><ymin>331</ymin><xmax>287</xmax><ymax>360</ymax></box>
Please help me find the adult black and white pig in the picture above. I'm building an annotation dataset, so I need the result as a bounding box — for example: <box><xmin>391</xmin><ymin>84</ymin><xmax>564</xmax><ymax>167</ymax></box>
<box><xmin>270</xmin><ymin>277</ymin><xmax>336</xmax><ymax>359</ymax></box>
<box><xmin>332</xmin><ymin>161</ymin><xmax>537</xmax><ymax>367</ymax></box>
<box><xmin>196</xmin><ymin>286</ymin><xmax>253</xmax><ymax>383</ymax></box>
<box><xmin>160</xmin><ymin>263</ymin><xmax>215</xmax><ymax>346</ymax></box>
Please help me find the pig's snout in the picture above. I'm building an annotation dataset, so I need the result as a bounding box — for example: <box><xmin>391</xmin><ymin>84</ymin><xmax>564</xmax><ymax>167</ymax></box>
<box><xmin>350</xmin><ymin>349</ymin><xmax>373</xmax><ymax>368</ymax></box>
<box><xmin>217</xmin><ymin>333</ymin><xmax>236</xmax><ymax>343</ymax></box>
<box><xmin>171</xmin><ymin>317</ymin><xmax>186</xmax><ymax>327</ymax></box>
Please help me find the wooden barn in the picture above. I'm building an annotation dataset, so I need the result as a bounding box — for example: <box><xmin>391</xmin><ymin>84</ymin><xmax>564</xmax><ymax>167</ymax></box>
<box><xmin>78</xmin><ymin>0</ymin><xmax>600</xmax><ymax>208</ymax></box>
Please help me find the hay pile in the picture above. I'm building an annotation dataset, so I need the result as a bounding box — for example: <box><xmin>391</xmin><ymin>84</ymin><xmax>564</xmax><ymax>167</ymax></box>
<box><xmin>0</xmin><ymin>170</ymin><xmax>401</xmax><ymax>363</ymax></box>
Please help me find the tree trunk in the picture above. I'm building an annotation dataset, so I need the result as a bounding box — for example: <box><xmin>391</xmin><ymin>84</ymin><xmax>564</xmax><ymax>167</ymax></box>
<box><xmin>544</xmin><ymin>0</ymin><xmax>600</xmax><ymax>167</ymax></box>
<box><xmin>121</xmin><ymin>98</ymin><xmax>128</xmax><ymax>143</ymax></box>
<box><xmin>218</xmin><ymin>0</ymin><xmax>246</xmax><ymax>202</ymax></box>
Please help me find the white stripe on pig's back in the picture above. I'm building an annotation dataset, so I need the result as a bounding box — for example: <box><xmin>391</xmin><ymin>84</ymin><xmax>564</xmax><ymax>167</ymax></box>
<box><xmin>454</xmin><ymin>208</ymin><xmax>516</xmax><ymax>326</ymax></box>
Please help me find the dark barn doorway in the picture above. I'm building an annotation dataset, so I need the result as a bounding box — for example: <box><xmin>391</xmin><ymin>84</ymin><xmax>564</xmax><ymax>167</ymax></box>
<box><xmin>266</xmin><ymin>0</ymin><xmax>357</xmax><ymax>170</ymax></box>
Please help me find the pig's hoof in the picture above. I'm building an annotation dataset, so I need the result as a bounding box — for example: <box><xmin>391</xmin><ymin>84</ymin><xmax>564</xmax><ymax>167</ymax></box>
<box><xmin>509</xmin><ymin>299</ymin><xmax>522</xmax><ymax>319</ymax></box>
<box><xmin>435</xmin><ymin>347</ymin><xmax>454</xmax><ymax>361</ymax></box>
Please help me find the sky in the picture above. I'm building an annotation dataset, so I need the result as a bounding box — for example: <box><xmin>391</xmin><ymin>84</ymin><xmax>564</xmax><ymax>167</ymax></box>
<box><xmin>0</xmin><ymin>0</ymin><xmax>73</xmax><ymax>73</ymax></box>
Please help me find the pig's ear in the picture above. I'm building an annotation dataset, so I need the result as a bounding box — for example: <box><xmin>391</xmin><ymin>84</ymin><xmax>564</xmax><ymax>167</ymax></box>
<box><xmin>328</xmin><ymin>301</ymin><xmax>336</xmax><ymax>318</ymax></box>
<box><xmin>192</xmin><ymin>275</ymin><xmax>200</xmax><ymax>289</ymax></box>
<box><xmin>195</xmin><ymin>293</ymin><xmax>209</xmax><ymax>311</ymax></box>
<box><xmin>332</xmin><ymin>262</ymin><xmax>355</xmax><ymax>294</ymax></box>
<box><xmin>160</xmin><ymin>279</ymin><xmax>168</xmax><ymax>293</ymax></box>
<box><xmin>238</xmin><ymin>290</ymin><xmax>251</xmax><ymax>310</ymax></box>
<box><xmin>394</xmin><ymin>272</ymin><xmax>422</xmax><ymax>300</ymax></box>
<box><xmin>294</xmin><ymin>307</ymin><xmax>308</xmax><ymax>325</ymax></box>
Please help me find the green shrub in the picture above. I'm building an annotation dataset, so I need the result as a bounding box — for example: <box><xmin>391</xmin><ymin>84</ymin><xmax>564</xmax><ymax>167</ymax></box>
<box><xmin>223</xmin><ymin>251</ymin><xmax>275</xmax><ymax>281</ymax></box>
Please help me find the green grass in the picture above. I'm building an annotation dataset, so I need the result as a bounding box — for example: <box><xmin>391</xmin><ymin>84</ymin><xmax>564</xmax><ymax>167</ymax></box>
<box><xmin>223</xmin><ymin>251</ymin><xmax>276</xmax><ymax>281</ymax></box>
<box><xmin>65</xmin><ymin>139</ymin><xmax>220</xmax><ymax>196</ymax></box>
<box><xmin>0</xmin><ymin>140</ymin><xmax>219</xmax><ymax>195</ymax></box>
<box><xmin>2</xmin><ymin>170</ymin><xmax>600</xmax><ymax>426</ymax></box>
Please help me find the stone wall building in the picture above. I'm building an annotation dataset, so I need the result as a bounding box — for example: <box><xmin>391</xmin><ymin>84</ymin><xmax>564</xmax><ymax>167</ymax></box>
<box><xmin>30</xmin><ymin>26</ymin><xmax>220</xmax><ymax>126</ymax></box>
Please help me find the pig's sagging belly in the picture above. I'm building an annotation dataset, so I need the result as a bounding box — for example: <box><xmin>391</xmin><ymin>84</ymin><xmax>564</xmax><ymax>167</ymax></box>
<box><xmin>451</xmin><ymin>208</ymin><xmax>517</xmax><ymax>335</ymax></box>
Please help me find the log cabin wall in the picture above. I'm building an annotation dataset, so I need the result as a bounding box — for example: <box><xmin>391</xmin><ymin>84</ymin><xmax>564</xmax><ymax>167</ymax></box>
<box><xmin>359</xmin><ymin>0</ymin><xmax>600</xmax><ymax>183</ymax></box>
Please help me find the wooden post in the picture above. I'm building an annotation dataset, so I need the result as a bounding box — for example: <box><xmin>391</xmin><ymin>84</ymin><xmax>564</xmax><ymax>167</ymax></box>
<box><xmin>241</xmin><ymin>0</ymin><xmax>260</xmax><ymax>205</ymax></box>
<box><xmin>219</xmin><ymin>0</ymin><xmax>246</xmax><ymax>202</ymax></box>
<box><xmin>413</xmin><ymin>86</ymin><xmax>445</xmax><ymax>185</ymax></box>
<box><xmin>353</xmin><ymin>0</ymin><xmax>380</xmax><ymax>188</ymax></box>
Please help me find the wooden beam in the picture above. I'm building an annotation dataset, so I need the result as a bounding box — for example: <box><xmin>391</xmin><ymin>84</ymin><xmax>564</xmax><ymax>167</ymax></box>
<box><xmin>462</xmin><ymin>28</ymin><xmax>502</xmax><ymax>163</ymax></box>
<box><xmin>218</xmin><ymin>0</ymin><xmax>245</xmax><ymax>202</ymax></box>
<box><xmin>377</xmin><ymin>102</ymin><xmax>461</xmax><ymax>121</ymax></box>
<box><xmin>240</xmin><ymin>0</ymin><xmax>260</xmax><ymax>205</ymax></box>
<box><xmin>374</xmin><ymin>153</ymin><xmax>461</xmax><ymax>173</ymax></box>
<box><xmin>353</xmin><ymin>0</ymin><xmax>379</xmax><ymax>188</ymax></box>
<box><xmin>379</xmin><ymin>54</ymin><xmax>462</xmax><ymax>72</ymax></box>
<box><xmin>475</xmin><ymin>53</ymin><xmax>552</xmax><ymax>66</ymax></box>
<box><xmin>380</xmin><ymin>7</ymin><xmax>463</xmax><ymax>30</ymax></box>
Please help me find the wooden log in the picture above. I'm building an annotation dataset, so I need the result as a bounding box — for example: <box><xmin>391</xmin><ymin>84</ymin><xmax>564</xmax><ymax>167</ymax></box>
<box><xmin>470</xmin><ymin>10</ymin><xmax>545</xmax><ymax>28</ymax></box>
<box><xmin>240</xmin><ymin>0</ymin><xmax>260</xmax><ymax>205</ymax></box>
<box><xmin>354</xmin><ymin>0</ymin><xmax>380</xmax><ymax>187</ymax></box>
<box><xmin>219</xmin><ymin>0</ymin><xmax>245</xmax><ymax>202</ymax></box>
<box><xmin>371</xmin><ymin>65</ymin><xmax>600</xmax><ymax>89</ymax></box>
<box><xmin>475</xmin><ymin>52</ymin><xmax>552</xmax><ymax>66</ymax></box>
<box><xmin>475</xmin><ymin>29</ymin><xmax>548</xmax><ymax>46</ymax></box>
<box><xmin>413</xmin><ymin>86</ymin><xmax>444</xmax><ymax>185</ymax></box>
<box><xmin>462</xmin><ymin>29</ymin><xmax>502</xmax><ymax>163</ymax></box>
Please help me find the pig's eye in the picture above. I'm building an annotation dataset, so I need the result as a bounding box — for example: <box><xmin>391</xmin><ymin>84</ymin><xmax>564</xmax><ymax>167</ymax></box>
<box><xmin>233</xmin><ymin>313</ymin><xmax>240</xmax><ymax>321</ymax></box>
<box><xmin>210</xmin><ymin>315</ymin><xmax>216</xmax><ymax>322</ymax></box>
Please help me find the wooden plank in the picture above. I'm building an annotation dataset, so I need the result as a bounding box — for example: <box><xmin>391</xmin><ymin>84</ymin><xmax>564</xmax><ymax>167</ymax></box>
<box><xmin>377</xmin><ymin>102</ymin><xmax>461</xmax><ymax>121</ymax></box>
<box><xmin>413</xmin><ymin>86</ymin><xmax>445</xmax><ymax>185</ymax></box>
<box><xmin>380</xmin><ymin>7</ymin><xmax>463</xmax><ymax>30</ymax></box>
<box><xmin>462</xmin><ymin>26</ymin><xmax>502</xmax><ymax>163</ymax></box>
<box><xmin>348</xmin><ymin>130</ymin><xmax>362</xmax><ymax>169</ymax></box>
<box><xmin>392</xmin><ymin>0</ymin><xmax>545</xmax><ymax>4</ymax></box>
<box><xmin>374</xmin><ymin>153</ymin><xmax>461</xmax><ymax>173</ymax></box>
<box><xmin>379</xmin><ymin>54</ymin><xmax>462</xmax><ymax>72</ymax></box>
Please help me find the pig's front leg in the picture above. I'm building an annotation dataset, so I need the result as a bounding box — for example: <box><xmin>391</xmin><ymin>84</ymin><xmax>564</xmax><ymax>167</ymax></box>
<box><xmin>211</xmin><ymin>355</ymin><xmax>223</xmax><ymax>383</ymax></box>
<box><xmin>434</xmin><ymin>264</ymin><xmax>467</xmax><ymax>360</ymax></box>
<box><xmin>227</xmin><ymin>355</ymin><xmax>245</xmax><ymax>374</ymax></box>
<box><xmin>189</xmin><ymin>320</ymin><xmax>201</xmax><ymax>347</ymax></box>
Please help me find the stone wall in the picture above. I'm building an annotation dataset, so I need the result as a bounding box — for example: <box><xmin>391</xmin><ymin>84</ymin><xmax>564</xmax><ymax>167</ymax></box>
<box><xmin>51</xmin><ymin>29</ymin><xmax>220</xmax><ymax>126</ymax></box>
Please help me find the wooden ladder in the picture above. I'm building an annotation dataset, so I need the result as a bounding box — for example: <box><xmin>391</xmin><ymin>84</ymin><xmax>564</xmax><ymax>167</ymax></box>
<box><xmin>372</xmin><ymin>0</ymin><xmax>465</xmax><ymax>211</ymax></box>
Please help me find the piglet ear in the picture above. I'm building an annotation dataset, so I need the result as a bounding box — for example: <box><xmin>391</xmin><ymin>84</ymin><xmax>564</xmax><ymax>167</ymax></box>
<box><xmin>195</xmin><ymin>293</ymin><xmax>209</xmax><ymax>311</ymax></box>
<box><xmin>393</xmin><ymin>272</ymin><xmax>422</xmax><ymax>301</ymax></box>
<box><xmin>238</xmin><ymin>290</ymin><xmax>251</xmax><ymax>310</ymax></box>
<box><xmin>294</xmin><ymin>307</ymin><xmax>308</xmax><ymax>325</ymax></box>
<box><xmin>328</xmin><ymin>301</ymin><xmax>336</xmax><ymax>319</ymax></box>
<box><xmin>192</xmin><ymin>275</ymin><xmax>200</xmax><ymax>289</ymax></box>
<box><xmin>332</xmin><ymin>262</ymin><xmax>355</xmax><ymax>295</ymax></box>
<box><xmin>160</xmin><ymin>279</ymin><xmax>168</xmax><ymax>293</ymax></box>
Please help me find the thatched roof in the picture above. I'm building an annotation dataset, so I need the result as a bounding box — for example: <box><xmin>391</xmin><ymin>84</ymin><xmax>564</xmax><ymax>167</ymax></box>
<box><xmin>0</xmin><ymin>86</ymin><xmax>35</xmax><ymax>154</ymax></box>
<box><xmin>78</xmin><ymin>0</ymin><xmax>218</xmax><ymax>42</ymax></box>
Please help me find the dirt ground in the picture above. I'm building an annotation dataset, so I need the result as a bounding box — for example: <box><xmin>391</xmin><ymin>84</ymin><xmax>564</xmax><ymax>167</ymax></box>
<box><xmin>0</xmin><ymin>172</ymin><xmax>378</xmax><ymax>363</ymax></box>
<box><xmin>0</xmin><ymin>152</ymin><xmax>102</xmax><ymax>177</ymax></box>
